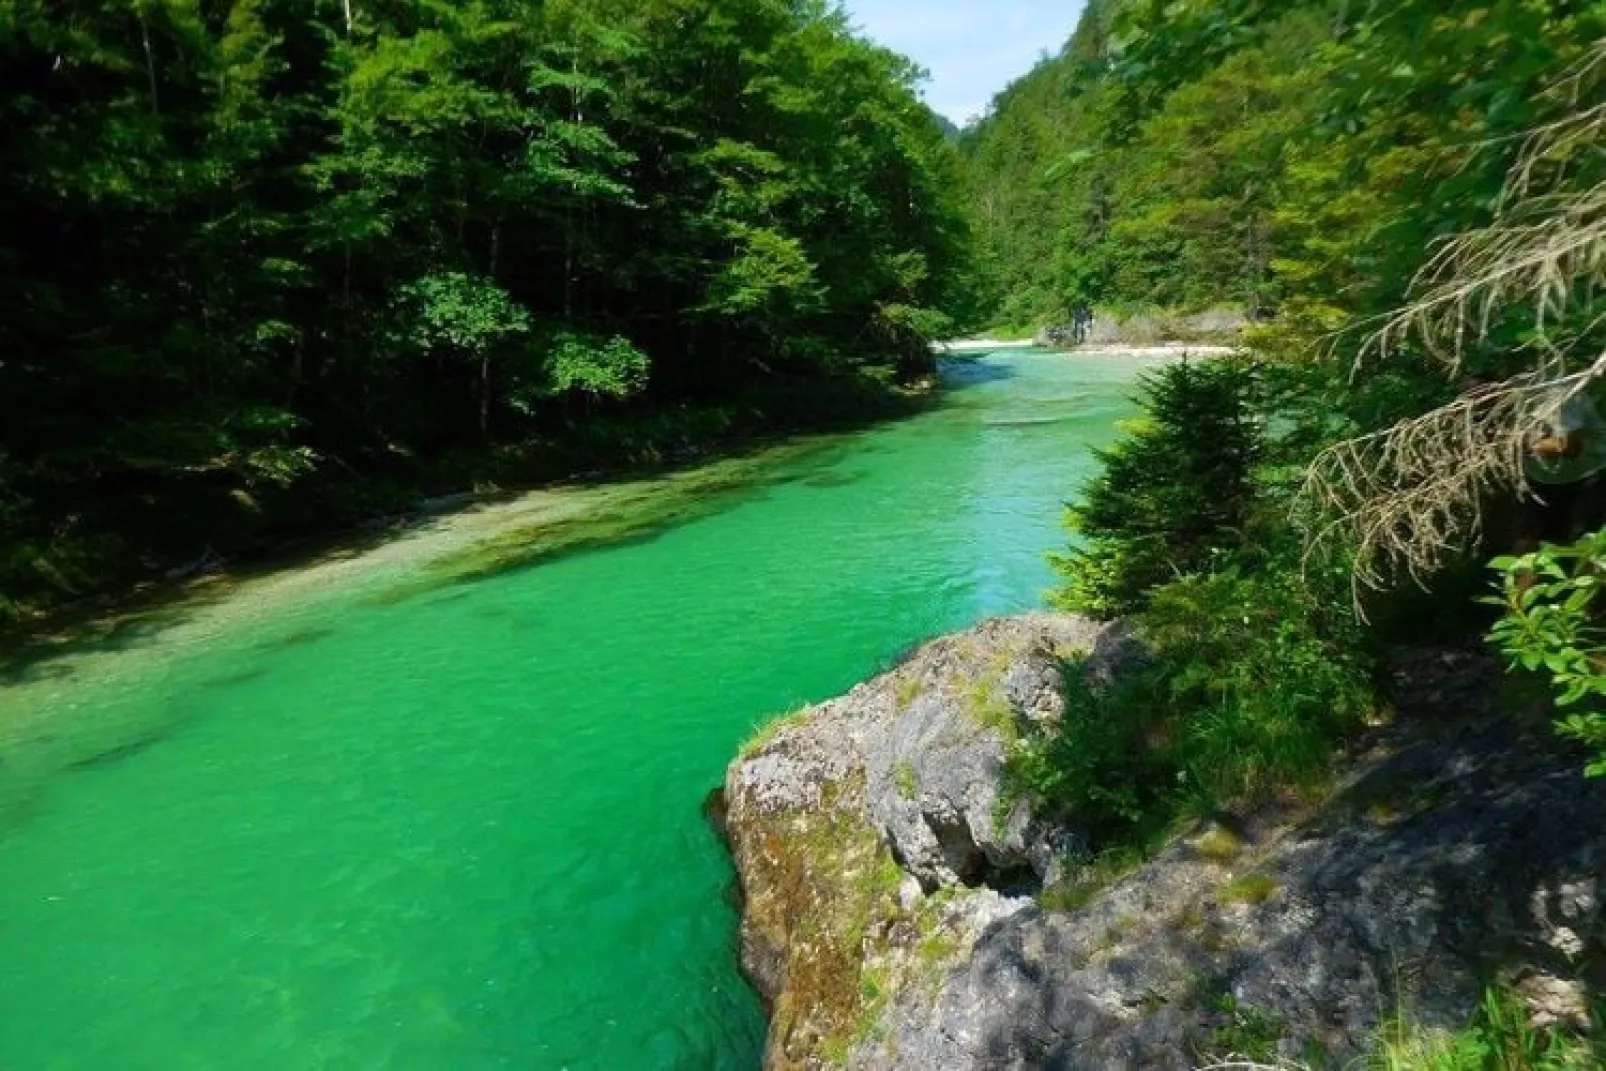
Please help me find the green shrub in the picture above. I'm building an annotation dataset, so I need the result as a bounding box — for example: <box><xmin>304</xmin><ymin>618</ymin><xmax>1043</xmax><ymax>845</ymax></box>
<box><xmin>1007</xmin><ymin>659</ymin><xmax>1173</xmax><ymax>843</ymax></box>
<box><xmin>1140</xmin><ymin>558</ymin><xmax>1373</xmax><ymax>806</ymax></box>
<box><xmin>1486</xmin><ymin>528</ymin><xmax>1606</xmax><ymax>777</ymax></box>
<box><xmin>1050</xmin><ymin>359</ymin><xmax>1264</xmax><ymax>617</ymax></box>
<box><xmin>1015</xmin><ymin>551</ymin><xmax>1373</xmax><ymax>848</ymax></box>
<box><xmin>1034</xmin><ymin>351</ymin><xmax>1372</xmax><ymax>853</ymax></box>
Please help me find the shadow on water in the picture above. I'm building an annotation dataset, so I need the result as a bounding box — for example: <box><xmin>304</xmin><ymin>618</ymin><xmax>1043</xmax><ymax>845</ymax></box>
<box><xmin>0</xmin><ymin>601</ymin><xmax>207</xmax><ymax>687</ymax></box>
<box><xmin>252</xmin><ymin>626</ymin><xmax>337</xmax><ymax>655</ymax></box>
<box><xmin>0</xmin><ymin>386</ymin><xmax>924</xmax><ymax>681</ymax></box>
<box><xmin>374</xmin><ymin>434</ymin><xmax>866</xmax><ymax>602</ymax></box>
<box><xmin>0</xmin><ymin>780</ymin><xmax>44</xmax><ymax>845</ymax></box>
<box><xmin>197</xmin><ymin>667</ymin><xmax>271</xmax><ymax>691</ymax></box>
<box><xmin>939</xmin><ymin>355</ymin><xmax>1020</xmax><ymax>389</ymax></box>
<box><xmin>0</xmin><ymin>505</ymin><xmax>454</xmax><ymax>685</ymax></box>
<box><xmin>800</xmin><ymin>470</ymin><xmax>865</xmax><ymax>490</ymax></box>
<box><xmin>0</xmin><ymin>708</ymin><xmax>199</xmax><ymax>843</ymax></box>
<box><xmin>64</xmin><ymin>724</ymin><xmax>186</xmax><ymax>773</ymax></box>
<box><xmin>419</xmin><ymin>588</ymin><xmax>475</xmax><ymax>610</ymax></box>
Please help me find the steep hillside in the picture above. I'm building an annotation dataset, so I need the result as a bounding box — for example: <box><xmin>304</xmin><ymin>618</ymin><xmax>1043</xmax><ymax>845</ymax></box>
<box><xmin>960</xmin><ymin>0</ymin><xmax>1599</xmax><ymax>332</ymax></box>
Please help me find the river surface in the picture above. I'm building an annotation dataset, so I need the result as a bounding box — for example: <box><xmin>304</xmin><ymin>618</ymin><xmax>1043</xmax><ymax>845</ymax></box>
<box><xmin>0</xmin><ymin>349</ymin><xmax>1158</xmax><ymax>1069</ymax></box>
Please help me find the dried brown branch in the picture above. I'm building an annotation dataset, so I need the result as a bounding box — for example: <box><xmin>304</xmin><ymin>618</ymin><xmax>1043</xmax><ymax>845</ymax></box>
<box><xmin>1299</xmin><ymin>357</ymin><xmax>1606</xmax><ymax>602</ymax></box>
<box><xmin>1363</xmin><ymin>186</ymin><xmax>1606</xmax><ymax>375</ymax></box>
<box><xmin>1297</xmin><ymin>40</ymin><xmax>1606</xmax><ymax>593</ymax></box>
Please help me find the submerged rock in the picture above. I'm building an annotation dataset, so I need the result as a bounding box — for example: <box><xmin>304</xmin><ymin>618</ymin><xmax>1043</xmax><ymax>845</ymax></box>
<box><xmin>722</xmin><ymin>615</ymin><xmax>1606</xmax><ymax>1069</ymax></box>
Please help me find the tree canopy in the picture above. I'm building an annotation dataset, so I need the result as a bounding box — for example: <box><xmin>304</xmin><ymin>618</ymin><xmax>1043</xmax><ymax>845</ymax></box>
<box><xmin>0</xmin><ymin>0</ymin><xmax>978</xmax><ymax>621</ymax></box>
<box><xmin>961</xmin><ymin>0</ymin><xmax>1606</xmax><ymax>332</ymax></box>
<box><xmin>1022</xmin><ymin>0</ymin><xmax>1606</xmax><ymax>846</ymax></box>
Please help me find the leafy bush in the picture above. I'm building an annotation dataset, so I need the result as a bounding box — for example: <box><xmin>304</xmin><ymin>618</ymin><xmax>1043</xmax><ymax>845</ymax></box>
<box><xmin>1016</xmin><ymin>552</ymin><xmax>1372</xmax><ymax>846</ymax></box>
<box><xmin>538</xmin><ymin>332</ymin><xmax>651</xmax><ymax>402</ymax></box>
<box><xmin>1140</xmin><ymin>556</ymin><xmax>1373</xmax><ymax>806</ymax></box>
<box><xmin>399</xmin><ymin>272</ymin><xmax>532</xmax><ymax>358</ymax></box>
<box><xmin>1373</xmin><ymin>987</ymin><xmax>1602</xmax><ymax>1070</ymax></box>
<box><xmin>1050</xmin><ymin>359</ymin><xmax>1263</xmax><ymax>616</ymax></box>
<box><xmin>1029</xmin><ymin>357</ymin><xmax>1372</xmax><ymax>848</ymax></box>
<box><xmin>1007</xmin><ymin>658</ymin><xmax>1172</xmax><ymax>844</ymax></box>
<box><xmin>1486</xmin><ymin>529</ymin><xmax>1606</xmax><ymax>777</ymax></box>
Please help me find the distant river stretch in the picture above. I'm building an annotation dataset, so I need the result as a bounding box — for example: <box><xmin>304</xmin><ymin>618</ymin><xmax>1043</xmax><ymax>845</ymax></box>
<box><xmin>0</xmin><ymin>349</ymin><xmax>1157</xmax><ymax>1069</ymax></box>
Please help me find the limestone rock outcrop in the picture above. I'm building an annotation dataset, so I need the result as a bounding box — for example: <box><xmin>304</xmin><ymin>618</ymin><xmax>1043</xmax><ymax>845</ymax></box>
<box><xmin>722</xmin><ymin>614</ymin><xmax>1606</xmax><ymax>1069</ymax></box>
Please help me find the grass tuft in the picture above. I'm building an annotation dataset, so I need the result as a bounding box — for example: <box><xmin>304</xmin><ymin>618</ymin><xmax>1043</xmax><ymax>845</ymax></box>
<box><xmin>1192</xmin><ymin>823</ymin><xmax>1245</xmax><ymax>863</ymax></box>
<box><xmin>893</xmin><ymin>761</ymin><xmax>918</xmax><ymax>800</ymax></box>
<box><xmin>1220</xmin><ymin>873</ymin><xmax>1280</xmax><ymax>905</ymax></box>
<box><xmin>739</xmin><ymin>706</ymin><xmax>809</xmax><ymax>757</ymax></box>
<box><xmin>1037</xmin><ymin>845</ymin><xmax>1146</xmax><ymax>913</ymax></box>
<box><xmin>894</xmin><ymin>675</ymin><xmax>924</xmax><ymax>709</ymax></box>
<box><xmin>1370</xmin><ymin>987</ymin><xmax>1603</xmax><ymax>1071</ymax></box>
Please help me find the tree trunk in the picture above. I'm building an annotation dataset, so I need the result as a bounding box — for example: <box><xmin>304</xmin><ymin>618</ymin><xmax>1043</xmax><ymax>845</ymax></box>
<box><xmin>479</xmin><ymin>353</ymin><xmax>491</xmax><ymax>440</ymax></box>
<box><xmin>137</xmin><ymin>6</ymin><xmax>159</xmax><ymax>115</ymax></box>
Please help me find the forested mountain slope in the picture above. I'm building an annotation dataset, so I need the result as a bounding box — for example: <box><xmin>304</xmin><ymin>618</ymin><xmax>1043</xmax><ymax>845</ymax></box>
<box><xmin>962</xmin><ymin>0</ymin><xmax>1602</xmax><ymax>332</ymax></box>
<box><xmin>984</xmin><ymin>0</ymin><xmax>1606</xmax><ymax>808</ymax></box>
<box><xmin>0</xmin><ymin>0</ymin><xmax>977</xmax><ymax>623</ymax></box>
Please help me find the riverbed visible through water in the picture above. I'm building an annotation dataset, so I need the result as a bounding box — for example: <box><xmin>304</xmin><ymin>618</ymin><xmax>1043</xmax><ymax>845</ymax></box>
<box><xmin>0</xmin><ymin>349</ymin><xmax>1159</xmax><ymax>1069</ymax></box>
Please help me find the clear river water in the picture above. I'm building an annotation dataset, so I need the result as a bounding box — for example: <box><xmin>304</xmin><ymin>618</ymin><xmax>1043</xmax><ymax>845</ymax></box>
<box><xmin>0</xmin><ymin>349</ymin><xmax>1158</xmax><ymax>1069</ymax></box>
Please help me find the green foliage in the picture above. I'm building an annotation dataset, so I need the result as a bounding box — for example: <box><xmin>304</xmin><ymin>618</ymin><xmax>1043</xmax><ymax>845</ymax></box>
<box><xmin>1373</xmin><ymin>987</ymin><xmax>1601</xmax><ymax>1071</ymax></box>
<box><xmin>1030</xmin><ymin>348</ymin><xmax>1371</xmax><ymax>848</ymax></box>
<box><xmin>1204</xmin><ymin>993</ymin><xmax>1285</xmax><ymax>1063</ymax></box>
<box><xmin>538</xmin><ymin>333</ymin><xmax>650</xmax><ymax>402</ymax></box>
<box><xmin>1218</xmin><ymin>873</ymin><xmax>1278</xmax><ymax>905</ymax></box>
<box><xmin>894</xmin><ymin>675</ymin><xmax>924</xmax><ymax>709</ymax></box>
<box><xmin>962</xmin><ymin>0</ymin><xmax>1604</xmax><ymax>332</ymax></box>
<box><xmin>1020</xmin><ymin>554</ymin><xmax>1371</xmax><ymax>846</ymax></box>
<box><xmin>1037</xmin><ymin>844</ymin><xmax>1149</xmax><ymax>913</ymax></box>
<box><xmin>0</xmin><ymin>0</ymin><xmax>978</xmax><ymax>621</ymax></box>
<box><xmin>1008</xmin><ymin>0</ymin><xmax>1606</xmax><ymax>869</ymax></box>
<box><xmin>1008</xmin><ymin>658</ymin><xmax>1171</xmax><ymax>842</ymax></box>
<box><xmin>1140</xmin><ymin>559</ymin><xmax>1372</xmax><ymax>805</ymax></box>
<box><xmin>401</xmin><ymin>273</ymin><xmax>531</xmax><ymax>357</ymax></box>
<box><xmin>701</xmin><ymin>226</ymin><xmax>823</xmax><ymax>320</ymax></box>
<box><xmin>739</xmin><ymin>706</ymin><xmax>810</xmax><ymax>758</ymax></box>
<box><xmin>1486</xmin><ymin>530</ymin><xmax>1606</xmax><ymax>777</ymax></box>
<box><xmin>1050</xmin><ymin>359</ymin><xmax>1263</xmax><ymax>616</ymax></box>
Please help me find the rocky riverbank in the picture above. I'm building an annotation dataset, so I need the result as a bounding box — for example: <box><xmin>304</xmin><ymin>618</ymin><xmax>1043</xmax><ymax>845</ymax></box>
<box><xmin>720</xmin><ymin>614</ymin><xmax>1606</xmax><ymax>1068</ymax></box>
<box><xmin>1036</xmin><ymin>308</ymin><xmax>1247</xmax><ymax>350</ymax></box>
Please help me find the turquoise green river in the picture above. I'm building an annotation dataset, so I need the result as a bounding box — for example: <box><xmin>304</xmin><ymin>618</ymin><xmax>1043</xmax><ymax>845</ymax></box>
<box><xmin>0</xmin><ymin>349</ymin><xmax>1156</xmax><ymax>1069</ymax></box>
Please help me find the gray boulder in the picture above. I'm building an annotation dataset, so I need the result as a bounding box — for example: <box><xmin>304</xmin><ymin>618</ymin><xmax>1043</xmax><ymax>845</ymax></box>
<box><xmin>724</xmin><ymin>618</ymin><xmax>1606</xmax><ymax>1070</ymax></box>
<box><xmin>859</xmin><ymin>716</ymin><xmax>1606</xmax><ymax>1069</ymax></box>
<box><xmin>722</xmin><ymin>613</ymin><xmax>1131</xmax><ymax>1068</ymax></box>
<box><xmin>860</xmin><ymin>616</ymin><xmax>1131</xmax><ymax>891</ymax></box>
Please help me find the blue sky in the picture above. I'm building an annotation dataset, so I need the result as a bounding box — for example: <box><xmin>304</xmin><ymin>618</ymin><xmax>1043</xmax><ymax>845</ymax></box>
<box><xmin>843</xmin><ymin>1</ymin><xmax>1088</xmax><ymax>126</ymax></box>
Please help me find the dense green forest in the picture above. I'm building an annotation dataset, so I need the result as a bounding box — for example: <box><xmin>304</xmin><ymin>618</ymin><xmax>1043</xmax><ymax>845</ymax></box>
<box><xmin>985</xmin><ymin>5</ymin><xmax>1606</xmax><ymax>1051</ymax></box>
<box><xmin>962</xmin><ymin>0</ymin><xmax>1606</xmax><ymax>330</ymax></box>
<box><xmin>0</xmin><ymin>0</ymin><xmax>977</xmax><ymax>623</ymax></box>
<box><xmin>991</xmin><ymin>0</ymin><xmax>1606</xmax><ymax>899</ymax></box>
